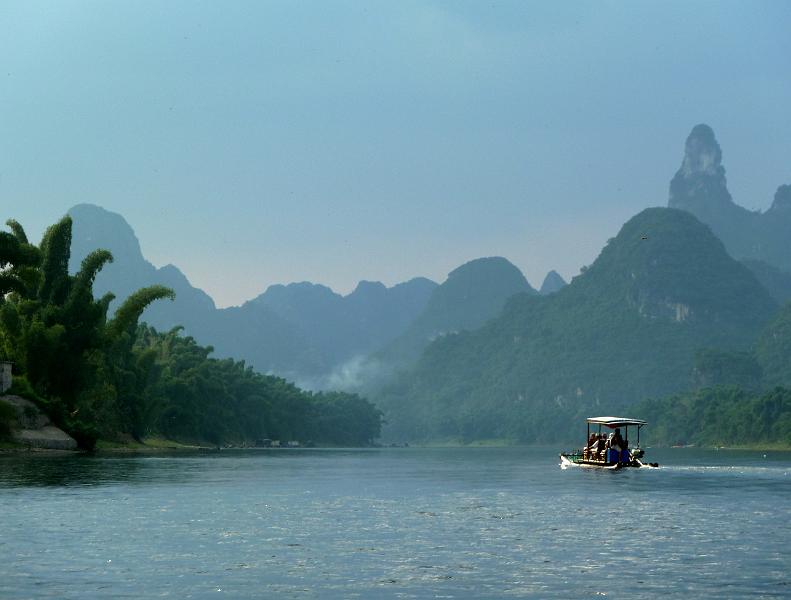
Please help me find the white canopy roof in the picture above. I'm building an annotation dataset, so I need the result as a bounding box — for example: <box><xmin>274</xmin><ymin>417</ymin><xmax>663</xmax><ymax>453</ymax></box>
<box><xmin>586</xmin><ymin>416</ymin><xmax>646</xmax><ymax>428</ymax></box>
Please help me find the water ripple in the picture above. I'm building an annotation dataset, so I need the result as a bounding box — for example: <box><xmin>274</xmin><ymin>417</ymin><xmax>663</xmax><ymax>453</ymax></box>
<box><xmin>1</xmin><ymin>447</ymin><xmax>790</xmax><ymax>598</ymax></box>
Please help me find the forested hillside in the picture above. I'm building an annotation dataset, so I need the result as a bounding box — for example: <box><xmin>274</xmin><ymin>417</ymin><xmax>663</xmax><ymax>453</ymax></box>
<box><xmin>377</xmin><ymin>257</ymin><xmax>537</xmax><ymax>368</ymax></box>
<box><xmin>636</xmin><ymin>302</ymin><xmax>791</xmax><ymax>447</ymax></box>
<box><xmin>637</xmin><ymin>387</ymin><xmax>791</xmax><ymax>448</ymax></box>
<box><xmin>378</xmin><ymin>208</ymin><xmax>778</xmax><ymax>443</ymax></box>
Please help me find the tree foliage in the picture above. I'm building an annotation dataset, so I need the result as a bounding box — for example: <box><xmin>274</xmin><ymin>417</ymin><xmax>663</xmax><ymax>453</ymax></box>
<box><xmin>0</xmin><ymin>215</ymin><xmax>381</xmax><ymax>449</ymax></box>
<box><xmin>132</xmin><ymin>326</ymin><xmax>381</xmax><ymax>446</ymax></box>
<box><xmin>638</xmin><ymin>386</ymin><xmax>791</xmax><ymax>447</ymax></box>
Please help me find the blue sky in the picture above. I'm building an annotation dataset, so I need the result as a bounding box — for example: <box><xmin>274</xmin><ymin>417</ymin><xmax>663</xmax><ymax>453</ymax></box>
<box><xmin>1</xmin><ymin>1</ymin><xmax>790</xmax><ymax>306</ymax></box>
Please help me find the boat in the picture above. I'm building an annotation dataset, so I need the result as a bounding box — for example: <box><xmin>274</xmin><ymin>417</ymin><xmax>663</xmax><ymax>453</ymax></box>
<box><xmin>559</xmin><ymin>416</ymin><xmax>659</xmax><ymax>469</ymax></box>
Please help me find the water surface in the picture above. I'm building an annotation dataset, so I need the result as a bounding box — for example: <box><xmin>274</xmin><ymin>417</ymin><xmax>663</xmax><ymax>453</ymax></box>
<box><xmin>1</xmin><ymin>447</ymin><xmax>789</xmax><ymax>599</ymax></box>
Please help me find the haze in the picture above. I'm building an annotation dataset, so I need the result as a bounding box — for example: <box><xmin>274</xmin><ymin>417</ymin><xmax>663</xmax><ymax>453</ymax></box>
<box><xmin>2</xmin><ymin>1</ymin><xmax>790</xmax><ymax>307</ymax></box>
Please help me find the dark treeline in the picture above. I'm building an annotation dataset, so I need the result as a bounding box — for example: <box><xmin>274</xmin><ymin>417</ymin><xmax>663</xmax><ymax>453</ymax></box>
<box><xmin>0</xmin><ymin>216</ymin><xmax>381</xmax><ymax>449</ymax></box>
<box><xmin>637</xmin><ymin>386</ymin><xmax>791</xmax><ymax>448</ymax></box>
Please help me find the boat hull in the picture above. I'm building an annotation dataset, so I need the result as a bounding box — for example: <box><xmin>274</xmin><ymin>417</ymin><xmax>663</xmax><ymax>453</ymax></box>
<box><xmin>559</xmin><ymin>454</ymin><xmax>657</xmax><ymax>469</ymax></box>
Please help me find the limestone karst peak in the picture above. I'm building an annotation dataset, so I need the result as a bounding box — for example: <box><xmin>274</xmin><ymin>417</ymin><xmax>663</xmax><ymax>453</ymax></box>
<box><xmin>679</xmin><ymin>124</ymin><xmax>723</xmax><ymax>178</ymax></box>
<box><xmin>667</xmin><ymin>126</ymin><xmax>791</xmax><ymax>272</ymax></box>
<box><xmin>668</xmin><ymin>124</ymin><xmax>736</xmax><ymax>216</ymax></box>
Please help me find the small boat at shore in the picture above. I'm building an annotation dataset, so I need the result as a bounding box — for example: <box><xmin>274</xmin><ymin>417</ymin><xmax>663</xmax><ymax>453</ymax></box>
<box><xmin>560</xmin><ymin>416</ymin><xmax>659</xmax><ymax>469</ymax></box>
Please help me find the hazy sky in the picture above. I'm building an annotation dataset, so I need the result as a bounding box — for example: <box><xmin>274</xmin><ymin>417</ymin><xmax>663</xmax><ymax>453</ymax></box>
<box><xmin>2</xmin><ymin>1</ymin><xmax>790</xmax><ymax>307</ymax></box>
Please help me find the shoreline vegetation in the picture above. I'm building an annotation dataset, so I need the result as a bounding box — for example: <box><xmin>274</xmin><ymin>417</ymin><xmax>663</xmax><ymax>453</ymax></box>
<box><xmin>3</xmin><ymin>440</ymin><xmax>790</xmax><ymax>455</ymax></box>
<box><xmin>0</xmin><ymin>216</ymin><xmax>383</xmax><ymax>451</ymax></box>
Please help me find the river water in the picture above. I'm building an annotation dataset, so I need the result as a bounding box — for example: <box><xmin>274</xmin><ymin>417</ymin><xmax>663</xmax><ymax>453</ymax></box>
<box><xmin>1</xmin><ymin>447</ymin><xmax>789</xmax><ymax>599</ymax></box>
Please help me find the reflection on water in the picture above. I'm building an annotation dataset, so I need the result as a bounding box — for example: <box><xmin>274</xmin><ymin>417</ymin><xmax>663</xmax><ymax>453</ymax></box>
<box><xmin>1</xmin><ymin>447</ymin><xmax>790</xmax><ymax>599</ymax></box>
<box><xmin>0</xmin><ymin>453</ymin><xmax>197</xmax><ymax>487</ymax></box>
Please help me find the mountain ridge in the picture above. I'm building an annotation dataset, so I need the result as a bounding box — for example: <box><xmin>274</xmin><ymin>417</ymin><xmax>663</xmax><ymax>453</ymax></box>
<box><xmin>378</xmin><ymin>207</ymin><xmax>778</xmax><ymax>442</ymax></box>
<box><xmin>375</xmin><ymin>256</ymin><xmax>537</xmax><ymax>368</ymax></box>
<box><xmin>66</xmin><ymin>204</ymin><xmax>440</xmax><ymax>381</ymax></box>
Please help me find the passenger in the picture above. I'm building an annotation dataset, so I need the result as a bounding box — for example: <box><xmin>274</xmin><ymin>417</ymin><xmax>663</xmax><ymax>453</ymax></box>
<box><xmin>583</xmin><ymin>433</ymin><xmax>597</xmax><ymax>459</ymax></box>
<box><xmin>590</xmin><ymin>434</ymin><xmax>605</xmax><ymax>460</ymax></box>
<box><xmin>608</xmin><ymin>428</ymin><xmax>625</xmax><ymax>452</ymax></box>
<box><xmin>623</xmin><ymin>440</ymin><xmax>632</xmax><ymax>462</ymax></box>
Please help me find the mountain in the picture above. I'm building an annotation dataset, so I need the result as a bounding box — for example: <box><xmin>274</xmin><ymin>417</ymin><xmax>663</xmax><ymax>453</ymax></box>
<box><xmin>228</xmin><ymin>277</ymin><xmax>438</xmax><ymax>381</ymax></box>
<box><xmin>379</xmin><ymin>208</ymin><xmax>778</xmax><ymax>443</ymax></box>
<box><xmin>741</xmin><ymin>259</ymin><xmax>791</xmax><ymax>304</ymax></box>
<box><xmin>68</xmin><ymin>204</ymin><xmax>218</xmax><ymax>335</ymax></box>
<box><xmin>539</xmin><ymin>270</ymin><xmax>567</xmax><ymax>295</ymax></box>
<box><xmin>67</xmin><ymin>204</ymin><xmax>437</xmax><ymax>383</ymax></box>
<box><xmin>669</xmin><ymin>124</ymin><xmax>791</xmax><ymax>273</ymax></box>
<box><xmin>376</xmin><ymin>257</ymin><xmax>537</xmax><ymax>367</ymax></box>
<box><xmin>755</xmin><ymin>302</ymin><xmax>791</xmax><ymax>388</ymax></box>
<box><xmin>637</xmin><ymin>299</ymin><xmax>791</xmax><ymax>448</ymax></box>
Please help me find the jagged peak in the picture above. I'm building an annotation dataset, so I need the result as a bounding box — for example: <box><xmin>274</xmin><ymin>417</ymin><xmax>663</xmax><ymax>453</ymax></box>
<box><xmin>770</xmin><ymin>184</ymin><xmax>791</xmax><ymax>212</ymax></box>
<box><xmin>668</xmin><ymin>124</ymin><xmax>736</xmax><ymax>214</ymax></box>
<box><xmin>539</xmin><ymin>270</ymin><xmax>567</xmax><ymax>295</ymax></box>
<box><xmin>679</xmin><ymin>124</ymin><xmax>723</xmax><ymax>178</ymax></box>
<box><xmin>67</xmin><ymin>203</ymin><xmax>147</xmax><ymax>270</ymax></box>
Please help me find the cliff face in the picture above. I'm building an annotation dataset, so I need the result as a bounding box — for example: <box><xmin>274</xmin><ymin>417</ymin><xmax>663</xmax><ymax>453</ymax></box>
<box><xmin>668</xmin><ymin>124</ymin><xmax>791</xmax><ymax>272</ymax></box>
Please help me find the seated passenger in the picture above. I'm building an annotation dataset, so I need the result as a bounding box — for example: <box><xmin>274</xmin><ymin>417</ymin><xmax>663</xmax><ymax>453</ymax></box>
<box><xmin>583</xmin><ymin>433</ymin><xmax>597</xmax><ymax>459</ymax></box>
<box><xmin>590</xmin><ymin>434</ymin><xmax>605</xmax><ymax>460</ymax></box>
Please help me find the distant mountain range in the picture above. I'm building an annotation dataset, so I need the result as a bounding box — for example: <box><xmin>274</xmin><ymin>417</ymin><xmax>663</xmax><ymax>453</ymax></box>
<box><xmin>213</xmin><ymin>277</ymin><xmax>437</xmax><ymax>381</ymax></box>
<box><xmin>67</xmin><ymin>204</ymin><xmax>544</xmax><ymax>385</ymax></box>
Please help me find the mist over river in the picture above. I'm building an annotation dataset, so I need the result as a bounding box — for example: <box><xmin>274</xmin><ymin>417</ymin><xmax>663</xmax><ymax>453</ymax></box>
<box><xmin>1</xmin><ymin>447</ymin><xmax>789</xmax><ymax>599</ymax></box>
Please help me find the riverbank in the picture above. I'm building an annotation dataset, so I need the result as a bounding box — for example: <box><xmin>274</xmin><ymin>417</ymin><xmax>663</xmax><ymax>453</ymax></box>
<box><xmin>94</xmin><ymin>437</ymin><xmax>219</xmax><ymax>454</ymax></box>
<box><xmin>0</xmin><ymin>437</ymin><xmax>218</xmax><ymax>455</ymax></box>
<box><xmin>4</xmin><ymin>437</ymin><xmax>790</xmax><ymax>455</ymax></box>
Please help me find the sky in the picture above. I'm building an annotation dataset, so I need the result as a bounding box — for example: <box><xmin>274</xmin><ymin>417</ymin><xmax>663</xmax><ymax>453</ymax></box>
<box><xmin>1</xmin><ymin>1</ymin><xmax>790</xmax><ymax>307</ymax></box>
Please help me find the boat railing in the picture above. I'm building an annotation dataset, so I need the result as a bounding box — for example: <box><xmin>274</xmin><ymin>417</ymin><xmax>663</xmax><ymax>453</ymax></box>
<box><xmin>580</xmin><ymin>447</ymin><xmax>633</xmax><ymax>464</ymax></box>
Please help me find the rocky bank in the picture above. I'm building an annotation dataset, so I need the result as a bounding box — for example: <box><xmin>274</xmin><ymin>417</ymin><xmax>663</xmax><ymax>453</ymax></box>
<box><xmin>0</xmin><ymin>395</ymin><xmax>77</xmax><ymax>450</ymax></box>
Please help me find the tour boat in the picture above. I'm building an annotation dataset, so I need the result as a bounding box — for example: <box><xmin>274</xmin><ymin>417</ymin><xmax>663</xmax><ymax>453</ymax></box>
<box><xmin>559</xmin><ymin>416</ymin><xmax>659</xmax><ymax>469</ymax></box>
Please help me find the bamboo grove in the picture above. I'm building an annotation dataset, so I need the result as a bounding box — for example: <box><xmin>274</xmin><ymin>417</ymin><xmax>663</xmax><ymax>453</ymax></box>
<box><xmin>0</xmin><ymin>216</ymin><xmax>382</xmax><ymax>449</ymax></box>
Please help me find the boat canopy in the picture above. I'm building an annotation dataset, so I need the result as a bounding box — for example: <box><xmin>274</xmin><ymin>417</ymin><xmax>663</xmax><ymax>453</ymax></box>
<box><xmin>586</xmin><ymin>416</ymin><xmax>646</xmax><ymax>428</ymax></box>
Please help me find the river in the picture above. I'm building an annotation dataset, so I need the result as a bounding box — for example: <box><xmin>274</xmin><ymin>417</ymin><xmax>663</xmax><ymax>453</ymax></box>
<box><xmin>1</xmin><ymin>447</ymin><xmax>789</xmax><ymax>599</ymax></box>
